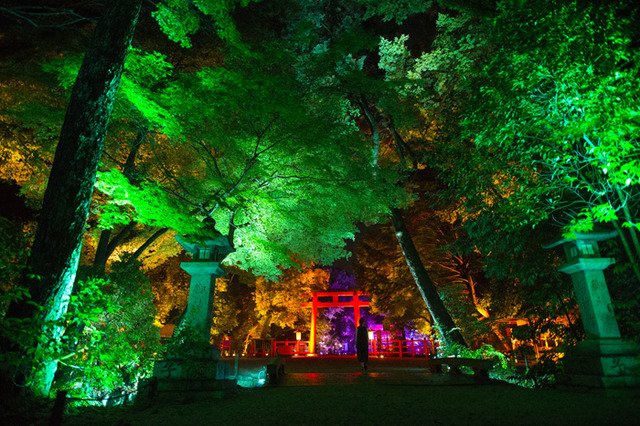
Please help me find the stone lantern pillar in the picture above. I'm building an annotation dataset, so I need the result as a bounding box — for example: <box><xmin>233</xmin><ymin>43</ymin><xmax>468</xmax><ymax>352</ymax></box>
<box><xmin>544</xmin><ymin>230</ymin><xmax>640</xmax><ymax>389</ymax></box>
<box><xmin>175</xmin><ymin>235</ymin><xmax>234</xmax><ymax>349</ymax></box>
<box><xmin>152</xmin><ymin>233</ymin><xmax>235</xmax><ymax>392</ymax></box>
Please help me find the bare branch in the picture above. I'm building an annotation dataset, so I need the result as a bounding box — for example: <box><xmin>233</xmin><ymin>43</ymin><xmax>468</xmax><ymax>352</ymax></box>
<box><xmin>0</xmin><ymin>5</ymin><xmax>100</xmax><ymax>28</ymax></box>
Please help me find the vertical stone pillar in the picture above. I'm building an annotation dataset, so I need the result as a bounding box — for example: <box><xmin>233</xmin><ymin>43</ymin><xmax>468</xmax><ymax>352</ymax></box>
<box><xmin>558</xmin><ymin>257</ymin><xmax>619</xmax><ymax>340</ymax></box>
<box><xmin>152</xmin><ymin>234</ymin><xmax>235</xmax><ymax>391</ymax></box>
<box><xmin>544</xmin><ymin>231</ymin><xmax>640</xmax><ymax>390</ymax></box>
<box><xmin>180</xmin><ymin>262</ymin><xmax>226</xmax><ymax>345</ymax></box>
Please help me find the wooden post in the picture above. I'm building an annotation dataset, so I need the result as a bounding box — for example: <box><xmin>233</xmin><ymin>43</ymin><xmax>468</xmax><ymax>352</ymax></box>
<box><xmin>353</xmin><ymin>293</ymin><xmax>361</xmax><ymax>332</ymax></box>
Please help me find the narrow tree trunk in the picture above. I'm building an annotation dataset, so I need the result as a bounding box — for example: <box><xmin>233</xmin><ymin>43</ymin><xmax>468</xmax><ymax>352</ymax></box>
<box><xmin>125</xmin><ymin>227</ymin><xmax>169</xmax><ymax>266</ymax></box>
<box><xmin>8</xmin><ymin>0</ymin><xmax>142</xmax><ymax>396</ymax></box>
<box><xmin>92</xmin><ymin>127</ymin><xmax>146</xmax><ymax>274</ymax></box>
<box><xmin>93</xmin><ymin>221</ymin><xmax>137</xmax><ymax>275</ymax></box>
<box><xmin>386</xmin><ymin>120</ymin><xmax>417</xmax><ymax>169</ymax></box>
<box><xmin>612</xmin><ymin>220</ymin><xmax>640</xmax><ymax>283</ymax></box>
<box><xmin>390</xmin><ymin>207</ymin><xmax>467</xmax><ymax>348</ymax></box>
<box><xmin>615</xmin><ymin>188</ymin><xmax>640</xmax><ymax>283</ymax></box>
<box><xmin>104</xmin><ymin>221</ymin><xmax>136</xmax><ymax>259</ymax></box>
<box><xmin>123</xmin><ymin>129</ymin><xmax>146</xmax><ymax>180</ymax></box>
<box><xmin>360</xmin><ymin>99</ymin><xmax>380</xmax><ymax>168</ymax></box>
<box><xmin>616</xmin><ymin>188</ymin><xmax>640</xmax><ymax>256</ymax></box>
<box><xmin>93</xmin><ymin>229</ymin><xmax>112</xmax><ymax>276</ymax></box>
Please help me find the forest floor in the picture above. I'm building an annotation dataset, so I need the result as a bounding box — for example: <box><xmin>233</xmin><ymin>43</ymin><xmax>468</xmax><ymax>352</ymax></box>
<box><xmin>7</xmin><ymin>356</ymin><xmax>640</xmax><ymax>425</ymax></box>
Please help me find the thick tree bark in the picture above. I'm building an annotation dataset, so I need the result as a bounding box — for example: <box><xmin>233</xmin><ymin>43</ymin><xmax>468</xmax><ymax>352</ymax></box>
<box><xmin>390</xmin><ymin>207</ymin><xmax>467</xmax><ymax>349</ymax></box>
<box><xmin>8</xmin><ymin>0</ymin><xmax>142</xmax><ymax>396</ymax></box>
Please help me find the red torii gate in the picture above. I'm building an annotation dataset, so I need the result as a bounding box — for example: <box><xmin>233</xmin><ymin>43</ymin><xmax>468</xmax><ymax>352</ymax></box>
<box><xmin>301</xmin><ymin>290</ymin><xmax>370</xmax><ymax>355</ymax></box>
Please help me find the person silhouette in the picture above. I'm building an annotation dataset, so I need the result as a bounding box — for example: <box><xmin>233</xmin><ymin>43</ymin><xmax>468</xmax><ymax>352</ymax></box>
<box><xmin>355</xmin><ymin>318</ymin><xmax>369</xmax><ymax>371</ymax></box>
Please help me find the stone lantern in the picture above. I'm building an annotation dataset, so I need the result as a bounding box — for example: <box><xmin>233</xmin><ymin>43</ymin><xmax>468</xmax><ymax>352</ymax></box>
<box><xmin>151</xmin><ymin>232</ymin><xmax>235</xmax><ymax>392</ymax></box>
<box><xmin>543</xmin><ymin>230</ymin><xmax>640</xmax><ymax>390</ymax></box>
<box><xmin>173</xmin><ymin>234</ymin><xmax>235</xmax><ymax>347</ymax></box>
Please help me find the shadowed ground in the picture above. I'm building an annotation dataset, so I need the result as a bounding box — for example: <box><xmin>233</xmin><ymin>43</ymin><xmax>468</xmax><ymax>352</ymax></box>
<box><xmin>56</xmin><ymin>356</ymin><xmax>640</xmax><ymax>425</ymax></box>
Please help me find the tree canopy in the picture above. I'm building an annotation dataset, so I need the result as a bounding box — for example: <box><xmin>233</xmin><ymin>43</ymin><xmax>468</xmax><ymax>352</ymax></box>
<box><xmin>1</xmin><ymin>0</ymin><xmax>639</xmax><ymax>401</ymax></box>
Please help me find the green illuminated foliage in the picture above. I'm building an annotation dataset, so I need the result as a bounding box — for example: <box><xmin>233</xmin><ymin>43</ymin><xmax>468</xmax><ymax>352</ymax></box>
<box><xmin>468</xmin><ymin>1</ymin><xmax>640</xmax><ymax>282</ymax></box>
<box><xmin>467</xmin><ymin>1</ymin><xmax>640</xmax><ymax>233</ymax></box>
<box><xmin>151</xmin><ymin>0</ymin><xmax>257</xmax><ymax>49</ymax></box>
<box><xmin>94</xmin><ymin>42</ymin><xmax>402</xmax><ymax>279</ymax></box>
<box><xmin>395</xmin><ymin>1</ymin><xmax>640</xmax><ymax>283</ymax></box>
<box><xmin>357</xmin><ymin>0</ymin><xmax>432</xmax><ymax>23</ymax></box>
<box><xmin>55</xmin><ymin>265</ymin><xmax>160</xmax><ymax>400</ymax></box>
<box><xmin>0</xmin><ymin>0</ymin><xmax>262</xmax><ymax>397</ymax></box>
<box><xmin>468</xmin><ymin>2</ymin><xmax>640</xmax><ymax>232</ymax></box>
<box><xmin>0</xmin><ymin>218</ymin><xmax>31</xmax><ymax>307</ymax></box>
<box><xmin>0</xmin><ymin>265</ymin><xmax>160</xmax><ymax>401</ymax></box>
<box><xmin>95</xmin><ymin>169</ymin><xmax>202</xmax><ymax>235</ymax></box>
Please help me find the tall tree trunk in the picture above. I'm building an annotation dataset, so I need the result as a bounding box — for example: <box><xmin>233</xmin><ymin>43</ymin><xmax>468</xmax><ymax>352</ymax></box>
<box><xmin>8</xmin><ymin>0</ymin><xmax>142</xmax><ymax>396</ymax></box>
<box><xmin>390</xmin><ymin>207</ymin><xmax>467</xmax><ymax>349</ymax></box>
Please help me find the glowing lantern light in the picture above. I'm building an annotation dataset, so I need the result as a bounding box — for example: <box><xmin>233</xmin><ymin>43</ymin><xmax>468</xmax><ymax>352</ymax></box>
<box><xmin>295</xmin><ymin>330</ymin><xmax>302</xmax><ymax>356</ymax></box>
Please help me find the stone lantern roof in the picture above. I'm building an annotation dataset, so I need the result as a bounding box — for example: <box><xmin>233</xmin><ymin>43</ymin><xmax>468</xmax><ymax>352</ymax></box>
<box><xmin>542</xmin><ymin>228</ymin><xmax>617</xmax><ymax>267</ymax></box>
<box><xmin>176</xmin><ymin>234</ymin><xmax>235</xmax><ymax>262</ymax></box>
